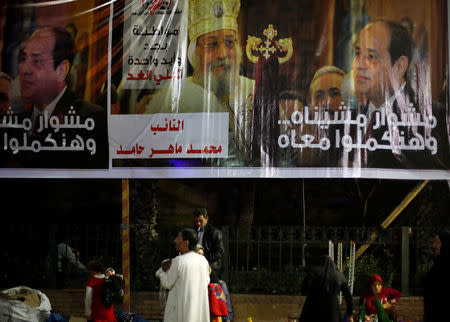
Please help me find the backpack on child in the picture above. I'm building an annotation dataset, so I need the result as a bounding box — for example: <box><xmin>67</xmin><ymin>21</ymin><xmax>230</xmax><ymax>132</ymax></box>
<box><xmin>101</xmin><ymin>274</ymin><xmax>125</xmax><ymax>307</ymax></box>
<box><xmin>208</xmin><ymin>282</ymin><xmax>228</xmax><ymax>318</ymax></box>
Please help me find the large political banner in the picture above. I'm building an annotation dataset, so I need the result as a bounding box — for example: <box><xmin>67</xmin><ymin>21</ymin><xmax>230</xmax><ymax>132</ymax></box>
<box><xmin>0</xmin><ymin>0</ymin><xmax>109</xmax><ymax>169</ymax></box>
<box><xmin>1</xmin><ymin>0</ymin><xmax>449</xmax><ymax>179</ymax></box>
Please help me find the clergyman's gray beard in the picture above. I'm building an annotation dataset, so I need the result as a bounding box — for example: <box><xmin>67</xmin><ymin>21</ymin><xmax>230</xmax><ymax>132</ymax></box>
<box><xmin>211</xmin><ymin>72</ymin><xmax>232</xmax><ymax>100</ymax></box>
<box><xmin>194</xmin><ymin>61</ymin><xmax>238</xmax><ymax>101</ymax></box>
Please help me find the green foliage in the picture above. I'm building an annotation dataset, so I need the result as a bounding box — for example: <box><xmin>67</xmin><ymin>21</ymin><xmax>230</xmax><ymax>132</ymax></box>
<box><xmin>353</xmin><ymin>252</ymin><xmax>397</xmax><ymax>295</ymax></box>
<box><xmin>412</xmin><ymin>261</ymin><xmax>434</xmax><ymax>292</ymax></box>
<box><xmin>130</xmin><ymin>239</ymin><xmax>162</xmax><ymax>291</ymax></box>
<box><xmin>416</xmin><ymin>261</ymin><xmax>433</xmax><ymax>274</ymax></box>
<box><xmin>131</xmin><ymin>254</ymin><xmax>160</xmax><ymax>291</ymax></box>
<box><xmin>229</xmin><ymin>266</ymin><xmax>304</xmax><ymax>294</ymax></box>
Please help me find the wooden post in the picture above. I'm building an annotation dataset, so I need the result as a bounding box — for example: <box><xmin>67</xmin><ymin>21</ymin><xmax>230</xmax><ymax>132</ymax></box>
<box><xmin>122</xmin><ymin>179</ymin><xmax>131</xmax><ymax>311</ymax></box>
<box><xmin>354</xmin><ymin>180</ymin><xmax>429</xmax><ymax>260</ymax></box>
<box><xmin>340</xmin><ymin>179</ymin><xmax>430</xmax><ymax>273</ymax></box>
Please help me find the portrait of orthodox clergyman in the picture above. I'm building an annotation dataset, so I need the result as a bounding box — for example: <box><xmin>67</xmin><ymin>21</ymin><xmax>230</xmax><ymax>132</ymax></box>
<box><xmin>3</xmin><ymin>26</ymin><xmax>108</xmax><ymax>169</ymax></box>
<box><xmin>143</xmin><ymin>0</ymin><xmax>255</xmax><ymax>166</ymax></box>
<box><xmin>350</xmin><ymin>19</ymin><xmax>449</xmax><ymax>169</ymax></box>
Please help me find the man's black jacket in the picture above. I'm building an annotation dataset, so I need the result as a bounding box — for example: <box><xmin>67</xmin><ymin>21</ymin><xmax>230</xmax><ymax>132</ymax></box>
<box><xmin>200</xmin><ymin>224</ymin><xmax>225</xmax><ymax>272</ymax></box>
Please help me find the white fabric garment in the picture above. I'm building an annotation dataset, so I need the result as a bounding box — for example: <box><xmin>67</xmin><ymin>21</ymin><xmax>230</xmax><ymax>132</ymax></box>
<box><xmin>0</xmin><ymin>286</ymin><xmax>52</xmax><ymax>321</ymax></box>
<box><xmin>144</xmin><ymin>75</ymin><xmax>255</xmax><ymax>166</ymax></box>
<box><xmin>156</xmin><ymin>251</ymin><xmax>210</xmax><ymax>322</ymax></box>
<box><xmin>144</xmin><ymin>76</ymin><xmax>254</xmax><ymax>114</ymax></box>
<box><xmin>84</xmin><ymin>286</ymin><xmax>93</xmax><ymax>317</ymax></box>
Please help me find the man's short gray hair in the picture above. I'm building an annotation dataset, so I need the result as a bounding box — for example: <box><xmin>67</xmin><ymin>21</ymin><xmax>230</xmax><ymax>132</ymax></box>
<box><xmin>310</xmin><ymin>66</ymin><xmax>345</xmax><ymax>90</ymax></box>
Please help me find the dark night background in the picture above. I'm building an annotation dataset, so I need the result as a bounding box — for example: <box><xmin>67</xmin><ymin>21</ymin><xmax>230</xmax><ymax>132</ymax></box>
<box><xmin>0</xmin><ymin>178</ymin><xmax>448</xmax><ymax>290</ymax></box>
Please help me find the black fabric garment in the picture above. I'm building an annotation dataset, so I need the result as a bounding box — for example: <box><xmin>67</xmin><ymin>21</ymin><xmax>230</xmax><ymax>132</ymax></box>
<box><xmin>299</xmin><ymin>255</ymin><xmax>353</xmax><ymax>322</ymax></box>
<box><xmin>200</xmin><ymin>224</ymin><xmax>224</xmax><ymax>278</ymax></box>
<box><xmin>424</xmin><ymin>229</ymin><xmax>450</xmax><ymax>322</ymax></box>
<box><xmin>251</xmin><ymin>51</ymin><xmax>280</xmax><ymax>167</ymax></box>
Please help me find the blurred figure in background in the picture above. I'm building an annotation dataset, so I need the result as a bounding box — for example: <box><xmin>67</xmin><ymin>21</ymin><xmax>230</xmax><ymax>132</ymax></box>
<box><xmin>424</xmin><ymin>229</ymin><xmax>450</xmax><ymax>321</ymax></box>
<box><xmin>56</xmin><ymin>240</ymin><xmax>87</xmax><ymax>288</ymax></box>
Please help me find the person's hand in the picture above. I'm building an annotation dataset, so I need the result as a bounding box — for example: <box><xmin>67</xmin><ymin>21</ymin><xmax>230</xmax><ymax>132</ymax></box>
<box><xmin>161</xmin><ymin>259</ymin><xmax>172</xmax><ymax>271</ymax></box>
<box><xmin>385</xmin><ymin>299</ymin><xmax>397</xmax><ymax>313</ymax></box>
<box><xmin>347</xmin><ymin>314</ymin><xmax>354</xmax><ymax>322</ymax></box>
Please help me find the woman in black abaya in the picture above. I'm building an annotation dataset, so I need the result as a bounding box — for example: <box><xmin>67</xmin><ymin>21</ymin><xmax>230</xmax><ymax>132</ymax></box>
<box><xmin>299</xmin><ymin>255</ymin><xmax>354</xmax><ymax>322</ymax></box>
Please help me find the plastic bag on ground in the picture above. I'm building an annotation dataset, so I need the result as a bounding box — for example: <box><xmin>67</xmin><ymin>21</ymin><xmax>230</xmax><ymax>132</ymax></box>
<box><xmin>0</xmin><ymin>286</ymin><xmax>51</xmax><ymax>322</ymax></box>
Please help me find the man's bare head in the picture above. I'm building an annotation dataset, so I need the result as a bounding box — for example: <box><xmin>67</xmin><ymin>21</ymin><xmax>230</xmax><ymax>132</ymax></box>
<box><xmin>310</xmin><ymin>66</ymin><xmax>345</xmax><ymax>111</ymax></box>
<box><xmin>352</xmin><ymin>20</ymin><xmax>412</xmax><ymax>106</ymax></box>
<box><xmin>19</xmin><ymin>27</ymin><xmax>74</xmax><ymax>110</ymax></box>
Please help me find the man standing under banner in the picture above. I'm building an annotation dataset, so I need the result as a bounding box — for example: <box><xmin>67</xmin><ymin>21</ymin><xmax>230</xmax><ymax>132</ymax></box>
<box><xmin>145</xmin><ymin>0</ymin><xmax>255</xmax><ymax>167</ymax></box>
<box><xmin>193</xmin><ymin>207</ymin><xmax>225</xmax><ymax>279</ymax></box>
<box><xmin>351</xmin><ymin>20</ymin><xmax>449</xmax><ymax>169</ymax></box>
<box><xmin>156</xmin><ymin>228</ymin><xmax>210</xmax><ymax>322</ymax></box>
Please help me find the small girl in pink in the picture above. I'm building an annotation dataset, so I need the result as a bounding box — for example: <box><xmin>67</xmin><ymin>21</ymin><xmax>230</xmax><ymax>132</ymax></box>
<box><xmin>85</xmin><ymin>260</ymin><xmax>117</xmax><ymax>322</ymax></box>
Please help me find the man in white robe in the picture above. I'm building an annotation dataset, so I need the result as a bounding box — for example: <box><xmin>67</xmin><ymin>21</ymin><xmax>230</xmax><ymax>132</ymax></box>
<box><xmin>156</xmin><ymin>228</ymin><xmax>210</xmax><ymax>322</ymax></box>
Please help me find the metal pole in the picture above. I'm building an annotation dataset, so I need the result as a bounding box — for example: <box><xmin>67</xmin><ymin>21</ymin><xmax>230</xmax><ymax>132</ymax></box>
<box><xmin>301</xmin><ymin>179</ymin><xmax>306</xmax><ymax>268</ymax></box>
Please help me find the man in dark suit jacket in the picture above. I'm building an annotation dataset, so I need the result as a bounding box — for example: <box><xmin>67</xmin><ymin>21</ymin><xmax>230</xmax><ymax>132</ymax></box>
<box><xmin>350</xmin><ymin>20</ymin><xmax>449</xmax><ymax>169</ymax></box>
<box><xmin>6</xmin><ymin>26</ymin><xmax>108</xmax><ymax>168</ymax></box>
<box><xmin>193</xmin><ymin>208</ymin><xmax>225</xmax><ymax>278</ymax></box>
